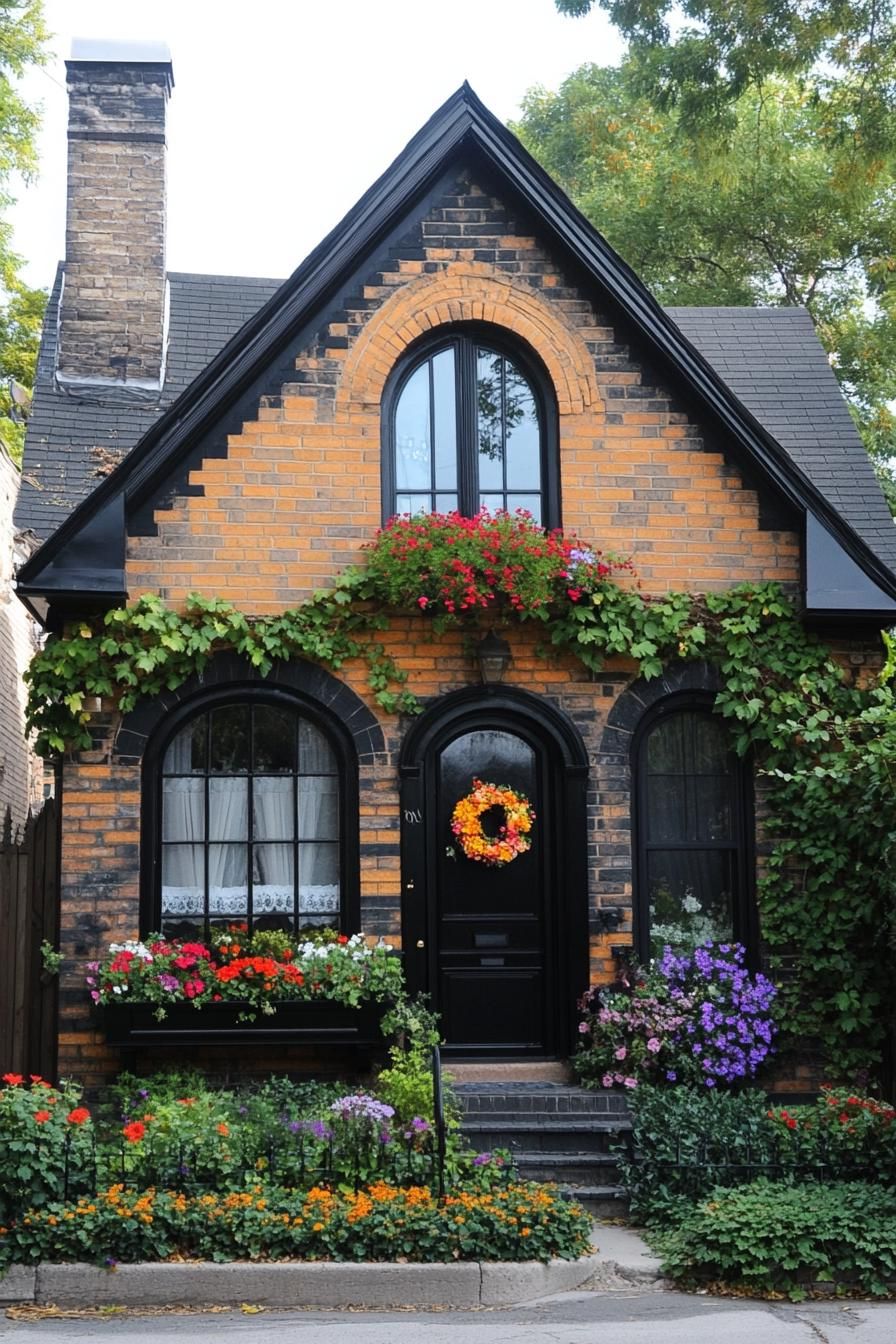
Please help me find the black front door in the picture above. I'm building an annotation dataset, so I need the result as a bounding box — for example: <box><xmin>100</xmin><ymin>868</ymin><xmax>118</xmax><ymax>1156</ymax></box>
<box><xmin>432</xmin><ymin>725</ymin><xmax>551</xmax><ymax>1054</ymax></box>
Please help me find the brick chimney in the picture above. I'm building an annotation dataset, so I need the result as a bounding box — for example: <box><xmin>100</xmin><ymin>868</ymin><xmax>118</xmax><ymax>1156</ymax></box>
<box><xmin>57</xmin><ymin>39</ymin><xmax>174</xmax><ymax>396</ymax></box>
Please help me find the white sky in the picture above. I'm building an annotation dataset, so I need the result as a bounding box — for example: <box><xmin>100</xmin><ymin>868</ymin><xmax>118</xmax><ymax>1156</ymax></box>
<box><xmin>10</xmin><ymin>0</ymin><xmax>623</xmax><ymax>291</ymax></box>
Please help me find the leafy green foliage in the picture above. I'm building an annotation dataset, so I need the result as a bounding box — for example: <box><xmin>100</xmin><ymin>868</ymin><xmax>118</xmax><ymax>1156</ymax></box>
<box><xmin>652</xmin><ymin>1179</ymin><xmax>896</xmax><ymax>1299</ymax></box>
<box><xmin>620</xmin><ymin>1084</ymin><xmax>896</xmax><ymax>1226</ymax></box>
<box><xmin>514</xmin><ymin>64</ymin><xmax>896</xmax><ymax>501</ymax></box>
<box><xmin>0</xmin><ymin>277</ymin><xmax>45</xmax><ymax>463</ymax></box>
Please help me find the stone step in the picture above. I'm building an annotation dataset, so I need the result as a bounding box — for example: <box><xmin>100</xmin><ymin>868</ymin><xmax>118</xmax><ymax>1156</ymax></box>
<box><xmin>454</xmin><ymin>1084</ymin><xmax>630</xmax><ymax>1118</ymax></box>
<box><xmin>514</xmin><ymin>1151</ymin><xmax>622</xmax><ymax>1187</ymax></box>
<box><xmin>461</xmin><ymin>1119</ymin><xmax>628</xmax><ymax>1154</ymax></box>
<box><xmin>560</xmin><ymin>1185</ymin><xmax>631</xmax><ymax>1218</ymax></box>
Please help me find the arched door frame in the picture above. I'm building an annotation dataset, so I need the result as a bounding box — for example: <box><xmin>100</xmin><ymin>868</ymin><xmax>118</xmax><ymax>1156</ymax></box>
<box><xmin>399</xmin><ymin>685</ymin><xmax>589</xmax><ymax>1055</ymax></box>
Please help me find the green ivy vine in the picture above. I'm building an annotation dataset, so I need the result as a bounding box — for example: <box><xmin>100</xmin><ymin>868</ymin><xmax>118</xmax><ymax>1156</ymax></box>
<box><xmin>23</xmin><ymin>512</ymin><xmax>896</xmax><ymax>1079</ymax></box>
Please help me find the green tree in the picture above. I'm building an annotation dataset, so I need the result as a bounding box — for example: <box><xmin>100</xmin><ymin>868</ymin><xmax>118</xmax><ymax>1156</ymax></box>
<box><xmin>553</xmin><ymin>2</ymin><xmax>896</xmax><ymax>149</ymax></box>
<box><xmin>0</xmin><ymin>1</ymin><xmax>48</xmax><ymax>465</ymax></box>
<box><xmin>514</xmin><ymin>64</ymin><xmax>896</xmax><ymax>505</ymax></box>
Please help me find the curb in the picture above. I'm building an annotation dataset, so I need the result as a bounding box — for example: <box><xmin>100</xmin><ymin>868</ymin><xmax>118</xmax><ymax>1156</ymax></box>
<box><xmin>1</xmin><ymin>1252</ymin><xmax>604</xmax><ymax>1310</ymax></box>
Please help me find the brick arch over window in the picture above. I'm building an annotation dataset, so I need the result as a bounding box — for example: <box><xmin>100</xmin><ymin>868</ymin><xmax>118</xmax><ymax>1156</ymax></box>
<box><xmin>114</xmin><ymin>653</ymin><xmax>385</xmax><ymax>765</ymax></box>
<box><xmin>336</xmin><ymin>262</ymin><xmax>602</xmax><ymax>416</ymax></box>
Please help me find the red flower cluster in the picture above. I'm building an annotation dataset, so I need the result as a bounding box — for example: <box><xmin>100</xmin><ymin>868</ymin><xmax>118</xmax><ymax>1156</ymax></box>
<box><xmin>215</xmin><ymin>956</ymin><xmax>305</xmax><ymax>993</ymax></box>
<box><xmin>363</xmin><ymin>510</ymin><xmax>631</xmax><ymax>620</ymax></box>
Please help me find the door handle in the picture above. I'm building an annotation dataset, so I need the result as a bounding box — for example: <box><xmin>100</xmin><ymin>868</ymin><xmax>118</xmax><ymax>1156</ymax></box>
<box><xmin>416</xmin><ymin>939</ymin><xmax>425</xmax><ymax>949</ymax></box>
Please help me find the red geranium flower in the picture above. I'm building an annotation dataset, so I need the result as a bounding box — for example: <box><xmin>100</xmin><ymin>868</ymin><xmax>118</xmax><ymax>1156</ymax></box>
<box><xmin>33</xmin><ymin>1110</ymin><xmax>51</xmax><ymax>1124</ymax></box>
<box><xmin>67</xmin><ymin>1107</ymin><xmax>90</xmax><ymax>1126</ymax></box>
<box><xmin>123</xmin><ymin>1121</ymin><xmax>146</xmax><ymax>1143</ymax></box>
<box><xmin>2</xmin><ymin>1073</ymin><xmax>23</xmax><ymax>1086</ymax></box>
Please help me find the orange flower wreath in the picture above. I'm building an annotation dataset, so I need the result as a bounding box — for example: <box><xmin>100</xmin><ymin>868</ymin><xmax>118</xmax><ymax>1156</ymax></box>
<box><xmin>450</xmin><ymin>778</ymin><xmax>535</xmax><ymax>867</ymax></box>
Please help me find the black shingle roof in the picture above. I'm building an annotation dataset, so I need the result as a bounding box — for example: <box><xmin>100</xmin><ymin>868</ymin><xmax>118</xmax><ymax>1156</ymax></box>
<box><xmin>16</xmin><ymin>268</ymin><xmax>283</xmax><ymax>537</ymax></box>
<box><xmin>666</xmin><ymin>305</ymin><xmax>896</xmax><ymax>574</ymax></box>
<box><xmin>16</xmin><ymin>273</ymin><xmax>896</xmax><ymax>578</ymax></box>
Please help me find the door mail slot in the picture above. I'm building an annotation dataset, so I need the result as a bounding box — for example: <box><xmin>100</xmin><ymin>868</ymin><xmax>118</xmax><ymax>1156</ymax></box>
<box><xmin>479</xmin><ymin>956</ymin><xmax>505</xmax><ymax>967</ymax></box>
<box><xmin>474</xmin><ymin>932</ymin><xmax>509</xmax><ymax>948</ymax></box>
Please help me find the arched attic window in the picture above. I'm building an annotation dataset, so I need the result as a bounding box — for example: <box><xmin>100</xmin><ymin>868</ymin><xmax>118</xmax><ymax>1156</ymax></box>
<box><xmin>382</xmin><ymin>328</ymin><xmax>559</xmax><ymax>525</ymax></box>
<box><xmin>634</xmin><ymin>699</ymin><xmax>756</xmax><ymax>962</ymax></box>
<box><xmin>146</xmin><ymin>693</ymin><xmax>357</xmax><ymax>941</ymax></box>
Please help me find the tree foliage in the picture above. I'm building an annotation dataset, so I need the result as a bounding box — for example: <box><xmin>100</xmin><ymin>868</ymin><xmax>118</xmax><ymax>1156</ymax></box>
<box><xmin>0</xmin><ymin>2</ymin><xmax>48</xmax><ymax>465</ymax></box>
<box><xmin>514</xmin><ymin>62</ymin><xmax>896</xmax><ymax>505</ymax></box>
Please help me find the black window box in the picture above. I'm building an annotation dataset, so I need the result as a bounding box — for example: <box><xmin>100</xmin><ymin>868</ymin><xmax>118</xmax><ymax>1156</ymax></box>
<box><xmin>98</xmin><ymin>998</ymin><xmax>387</xmax><ymax>1047</ymax></box>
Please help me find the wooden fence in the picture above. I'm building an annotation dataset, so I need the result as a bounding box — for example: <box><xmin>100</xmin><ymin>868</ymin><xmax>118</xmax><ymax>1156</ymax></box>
<box><xmin>0</xmin><ymin>798</ymin><xmax>59</xmax><ymax>1079</ymax></box>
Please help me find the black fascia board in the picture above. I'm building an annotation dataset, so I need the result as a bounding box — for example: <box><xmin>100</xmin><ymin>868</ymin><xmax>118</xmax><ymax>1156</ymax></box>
<box><xmin>17</xmin><ymin>82</ymin><xmax>896</xmax><ymax>606</ymax></box>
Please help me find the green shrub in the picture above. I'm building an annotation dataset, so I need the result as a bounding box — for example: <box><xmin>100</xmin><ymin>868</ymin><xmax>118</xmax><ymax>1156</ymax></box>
<box><xmin>620</xmin><ymin>1085</ymin><xmax>785</xmax><ymax>1225</ymax></box>
<box><xmin>653</xmin><ymin>1180</ymin><xmax>896</xmax><ymax>1300</ymax></box>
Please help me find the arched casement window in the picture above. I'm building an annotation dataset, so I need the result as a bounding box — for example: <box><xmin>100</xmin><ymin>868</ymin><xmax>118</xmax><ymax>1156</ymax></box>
<box><xmin>382</xmin><ymin>328</ymin><xmax>559</xmax><ymax>525</ymax></box>
<box><xmin>145</xmin><ymin>692</ymin><xmax>357</xmax><ymax>940</ymax></box>
<box><xmin>633</xmin><ymin>699</ymin><xmax>755</xmax><ymax>962</ymax></box>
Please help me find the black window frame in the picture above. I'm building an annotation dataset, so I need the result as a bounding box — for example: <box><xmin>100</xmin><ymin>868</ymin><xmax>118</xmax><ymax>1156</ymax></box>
<box><xmin>632</xmin><ymin>693</ymin><xmax>757</xmax><ymax>964</ymax></box>
<box><xmin>140</xmin><ymin>686</ymin><xmax>360</xmax><ymax>941</ymax></box>
<box><xmin>381</xmin><ymin>324</ymin><xmax>560</xmax><ymax>527</ymax></box>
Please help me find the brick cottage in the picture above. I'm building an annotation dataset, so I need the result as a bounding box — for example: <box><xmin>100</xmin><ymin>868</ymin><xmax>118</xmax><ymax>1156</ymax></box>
<box><xmin>14</xmin><ymin>42</ymin><xmax>896</xmax><ymax>1086</ymax></box>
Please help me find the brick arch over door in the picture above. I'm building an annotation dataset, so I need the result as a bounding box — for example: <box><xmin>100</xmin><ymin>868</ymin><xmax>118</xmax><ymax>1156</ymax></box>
<box><xmin>336</xmin><ymin>261</ymin><xmax>602</xmax><ymax>416</ymax></box>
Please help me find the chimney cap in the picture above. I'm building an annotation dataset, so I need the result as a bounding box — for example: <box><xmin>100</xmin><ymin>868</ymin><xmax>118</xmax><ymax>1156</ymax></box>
<box><xmin>68</xmin><ymin>37</ymin><xmax>173</xmax><ymax>69</ymax></box>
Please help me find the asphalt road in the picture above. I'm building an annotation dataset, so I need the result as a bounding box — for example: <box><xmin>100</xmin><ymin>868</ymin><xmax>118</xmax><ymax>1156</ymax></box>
<box><xmin>3</xmin><ymin>1289</ymin><xmax>896</xmax><ymax>1343</ymax></box>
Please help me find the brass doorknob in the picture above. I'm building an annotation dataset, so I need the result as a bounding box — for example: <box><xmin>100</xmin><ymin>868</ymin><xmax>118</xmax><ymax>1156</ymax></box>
<box><xmin>416</xmin><ymin>939</ymin><xmax>425</xmax><ymax>949</ymax></box>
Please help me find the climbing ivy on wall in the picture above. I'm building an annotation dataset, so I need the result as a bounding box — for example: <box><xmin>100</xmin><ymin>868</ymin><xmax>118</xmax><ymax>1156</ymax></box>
<box><xmin>23</xmin><ymin>512</ymin><xmax>896</xmax><ymax>1078</ymax></box>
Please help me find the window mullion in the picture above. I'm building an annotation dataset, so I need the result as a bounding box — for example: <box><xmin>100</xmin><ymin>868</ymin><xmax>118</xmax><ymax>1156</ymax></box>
<box><xmin>458</xmin><ymin>338</ymin><xmax>477</xmax><ymax>514</ymax></box>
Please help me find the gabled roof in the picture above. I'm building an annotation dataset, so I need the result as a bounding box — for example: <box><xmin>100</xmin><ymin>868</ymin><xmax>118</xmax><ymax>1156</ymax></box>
<box><xmin>16</xmin><ymin>83</ymin><xmax>896</xmax><ymax>621</ymax></box>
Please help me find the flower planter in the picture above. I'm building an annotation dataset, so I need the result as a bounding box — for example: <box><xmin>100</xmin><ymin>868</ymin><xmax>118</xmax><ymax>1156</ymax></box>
<box><xmin>99</xmin><ymin>998</ymin><xmax>387</xmax><ymax>1047</ymax></box>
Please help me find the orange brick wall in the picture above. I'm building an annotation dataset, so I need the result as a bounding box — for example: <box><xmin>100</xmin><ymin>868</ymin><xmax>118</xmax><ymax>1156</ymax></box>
<box><xmin>57</xmin><ymin>169</ymin><xmax>817</xmax><ymax>1083</ymax></box>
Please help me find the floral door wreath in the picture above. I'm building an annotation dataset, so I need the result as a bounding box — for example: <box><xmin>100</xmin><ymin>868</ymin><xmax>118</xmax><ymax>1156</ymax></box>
<box><xmin>450</xmin><ymin>778</ymin><xmax>535</xmax><ymax>867</ymax></box>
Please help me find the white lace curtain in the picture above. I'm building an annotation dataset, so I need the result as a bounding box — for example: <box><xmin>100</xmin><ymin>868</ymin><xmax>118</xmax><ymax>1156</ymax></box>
<box><xmin>161</xmin><ymin>726</ymin><xmax>339</xmax><ymax>919</ymax></box>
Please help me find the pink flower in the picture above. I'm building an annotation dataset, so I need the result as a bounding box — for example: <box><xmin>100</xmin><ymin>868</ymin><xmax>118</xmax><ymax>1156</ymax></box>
<box><xmin>601</xmin><ymin>1073</ymin><xmax>614</xmax><ymax>1087</ymax></box>
<box><xmin>614</xmin><ymin>1046</ymin><xmax>627</xmax><ymax>1060</ymax></box>
<box><xmin>417</xmin><ymin>596</ymin><xmax>429</xmax><ymax>609</ymax></box>
<box><xmin>578</xmin><ymin>1022</ymin><xmax>589</xmax><ymax>1034</ymax></box>
<box><xmin>624</xmin><ymin>1077</ymin><xmax>638</xmax><ymax>1089</ymax></box>
<box><xmin>646</xmin><ymin>1037</ymin><xmax>661</xmax><ymax>1053</ymax></box>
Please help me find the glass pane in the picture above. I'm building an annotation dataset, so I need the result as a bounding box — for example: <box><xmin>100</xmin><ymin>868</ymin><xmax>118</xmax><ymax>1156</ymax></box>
<box><xmin>298</xmin><ymin>776</ymin><xmax>339</xmax><ymax>839</ymax></box>
<box><xmin>208</xmin><ymin>844</ymin><xmax>247</xmax><ymax>908</ymax></box>
<box><xmin>299</xmin><ymin>721</ymin><xmax>336</xmax><ymax>773</ymax></box>
<box><xmin>253</xmin><ymin>776</ymin><xmax>294</xmax><ymax>840</ymax></box>
<box><xmin>695</xmin><ymin>776</ymin><xmax>732</xmax><ymax>841</ymax></box>
<box><xmin>477</xmin><ymin>348</ymin><xmax>504</xmax><ymax>489</ymax></box>
<box><xmin>253</xmin><ymin>844</ymin><xmax>295</xmax><ymax>900</ymax></box>
<box><xmin>505</xmin><ymin>363</ymin><xmax>540</xmax><ymax>488</ymax></box>
<box><xmin>507</xmin><ymin>493</ymin><xmax>541</xmax><ymax>523</ymax></box>
<box><xmin>253</xmin><ymin>706</ymin><xmax>296</xmax><ymax>772</ymax></box>
<box><xmin>161</xmin><ymin>844</ymin><xmax>204</xmax><ymax>908</ymax></box>
<box><xmin>208</xmin><ymin>777</ymin><xmax>248</xmax><ymax>840</ymax></box>
<box><xmin>395</xmin><ymin>362</ymin><xmax>431</xmax><ymax>491</ymax></box>
<box><xmin>162</xmin><ymin>777</ymin><xmax>205</xmax><ymax>841</ymax></box>
<box><xmin>647</xmin><ymin>717</ymin><xmax>685</xmax><ymax>774</ymax></box>
<box><xmin>163</xmin><ymin>718</ymin><xmax>207</xmax><ymax>774</ymax></box>
<box><xmin>645</xmin><ymin>778</ymin><xmax>687</xmax><ymax>843</ymax></box>
<box><xmin>432</xmin><ymin>347</ymin><xmax>458</xmax><ymax>490</ymax></box>
<box><xmin>479</xmin><ymin>494</ymin><xmax>505</xmax><ymax>515</ymax></box>
<box><xmin>647</xmin><ymin>849</ymin><xmax>734</xmax><ymax>957</ymax></box>
<box><xmin>395</xmin><ymin>493</ymin><xmax>431</xmax><ymax>515</ymax></box>
<box><xmin>210</xmin><ymin>706</ymin><xmax>250</xmax><ymax>773</ymax></box>
<box><xmin>692</xmin><ymin>716</ymin><xmax>730</xmax><ymax>773</ymax></box>
<box><xmin>298</xmin><ymin>843</ymin><xmax>340</xmax><ymax>895</ymax></box>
